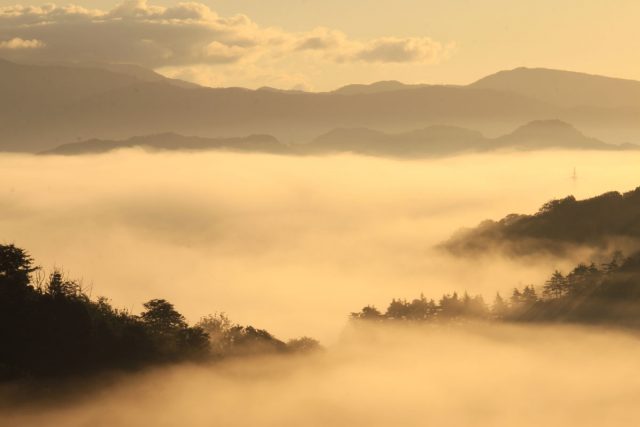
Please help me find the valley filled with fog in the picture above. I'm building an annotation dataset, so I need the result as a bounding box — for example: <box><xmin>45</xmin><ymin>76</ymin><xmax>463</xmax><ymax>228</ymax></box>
<box><xmin>2</xmin><ymin>149</ymin><xmax>639</xmax><ymax>343</ymax></box>
<box><xmin>3</xmin><ymin>1</ymin><xmax>640</xmax><ymax>425</ymax></box>
<box><xmin>3</xmin><ymin>323</ymin><xmax>640</xmax><ymax>427</ymax></box>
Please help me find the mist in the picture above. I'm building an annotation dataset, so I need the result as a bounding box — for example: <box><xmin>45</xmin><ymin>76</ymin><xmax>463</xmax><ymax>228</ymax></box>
<box><xmin>2</xmin><ymin>323</ymin><xmax>640</xmax><ymax>427</ymax></box>
<box><xmin>2</xmin><ymin>150</ymin><xmax>640</xmax><ymax>342</ymax></box>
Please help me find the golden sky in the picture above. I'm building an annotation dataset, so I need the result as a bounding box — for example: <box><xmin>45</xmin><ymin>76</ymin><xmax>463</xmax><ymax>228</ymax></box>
<box><xmin>1</xmin><ymin>0</ymin><xmax>638</xmax><ymax>90</ymax></box>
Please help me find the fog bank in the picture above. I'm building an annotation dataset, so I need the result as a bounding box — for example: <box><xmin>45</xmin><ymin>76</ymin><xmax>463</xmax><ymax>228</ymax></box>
<box><xmin>1</xmin><ymin>323</ymin><xmax>639</xmax><ymax>427</ymax></box>
<box><xmin>1</xmin><ymin>150</ymin><xmax>640</xmax><ymax>342</ymax></box>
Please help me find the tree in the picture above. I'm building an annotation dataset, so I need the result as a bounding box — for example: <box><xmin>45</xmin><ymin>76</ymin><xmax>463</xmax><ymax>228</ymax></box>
<box><xmin>46</xmin><ymin>270</ymin><xmax>84</xmax><ymax>300</ymax></box>
<box><xmin>197</xmin><ymin>313</ymin><xmax>233</xmax><ymax>354</ymax></box>
<box><xmin>543</xmin><ymin>271</ymin><xmax>566</xmax><ymax>299</ymax></box>
<box><xmin>439</xmin><ymin>292</ymin><xmax>463</xmax><ymax>317</ymax></box>
<box><xmin>178</xmin><ymin>327</ymin><xmax>210</xmax><ymax>358</ymax></box>
<box><xmin>565</xmin><ymin>263</ymin><xmax>599</xmax><ymax>295</ymax></box>
<box><xmin>521</xmin><ymin>286</ymin><xmax>538</xmax><ymax>305</ymax></box>
<box><xmin>386</xmin><ymin>298</ymin><xmax>410</xmax><ymax>320</ymax></box>
<box><xmin>0</xmin><ymin>244</ymin><xmax>37</xmax><ymax>291</ymax></box>
<box><xmin>140</xmin><ymin>299</ymin><xmax>187</xmax><ymax>335</ymax></box>
<box><xmin>287</xmin><ymin>337</ymin><xmax>322</xmax><ymax>353</ymax></box>
<box><xmin>462</xmin><ymin>293</ymin><xmax>489</xmax><ymax>318</ymax></box>
<box><xmin>351</xmin><ymin>305</ymin><xmax>383</xmax><ymax>320</ymax></box>
<box><xmin>603</xmin><ymin>251</ymin><xmax>625</xmax><ymax>273</ymax></box>
<box><xmin>491</xmin><ymin>293</ymin><xmax>509</xmax><ymax>318</ymax></box>
<box><xmin>226</xmin><ymin>326</ymin><xmax>287</xmax><ymax>354</ymax></box>
<box><xmin>536</xmin><ymin>196</ymin><xmax>576</xmax><ymax>215</ymax></box>
<box><xmin>407</xmin><ymin>294</ymin><xmax>436</xmax><ymax>320</ymax></box>
<box><xmin>510</xmin><ymin>288</ymin><xmax>523</xmax><ymax>306</ymax></box>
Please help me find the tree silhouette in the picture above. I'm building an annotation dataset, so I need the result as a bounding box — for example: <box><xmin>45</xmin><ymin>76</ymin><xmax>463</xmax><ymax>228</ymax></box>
<box><xmin>0</xmin><ymin>244</ymin><xmax>36</xmax><ymax>290</ymax></box>
<box><xmin>141</xmin><ymin>299</ymin><xmax>188</xmax><ymax>335</ymax></box>
<box><xmin>521</xmin><ymin>286</ymin><xmax>538</xmax><ymax>304</ymax></box>
<box><xmin>352</xmin><ymin>250</ymin><xmax>640</xmax><ymax>328</ymax></box>
<box><xmin>543</xmin><ymin>271</ymin><xmax>566</xmax><ymax>299</ymax></box>
<box><xmin>351</xmin><ymin>305</ymin><xmax>383</xmax><ymax>320</ymax></box>
<box><xmin>287</xmin><ymin>337</ymin><xmax>322</xmax><ymax>353</ymax></box>
<box><xmin>491</xmin><ymin>293</ymin><xmax>509</xmax><ymax>318</ymax></box>
<box><xmin>0</xmin><ymin>244</ymin><xmax>317</xmax><ymax>381</ymax></box>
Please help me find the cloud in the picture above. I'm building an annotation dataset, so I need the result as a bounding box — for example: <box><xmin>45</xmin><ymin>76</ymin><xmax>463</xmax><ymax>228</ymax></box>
<box><xmin>295</xmin><ymin>29</ymin><xmax>448</xmax><ymax>64</ymax></box>
<box><xmin>0</xmin><ymin>1</ymin><xmax>452</xmax><ymax>69</ymax></box>
<box><xmin>0</xmin><ymin>37</ymin><xmax>44</xmax><ymax>49</ymax></box>
<box><xmin>295</xmin><ymin>27</ymin><xmax>348</xmax><ymax>51</ymax></box>
<box><xmin>353</xmin><ymin>37</ymin><xmax>448</xmax><ymax>63</ymax></box>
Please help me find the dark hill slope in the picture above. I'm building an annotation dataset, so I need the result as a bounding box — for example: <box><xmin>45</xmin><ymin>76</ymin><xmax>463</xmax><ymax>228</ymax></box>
<box><xmin>442</xmin><ymin>187</ymin><xmax>640</xmax><ymax>256</ymax></box>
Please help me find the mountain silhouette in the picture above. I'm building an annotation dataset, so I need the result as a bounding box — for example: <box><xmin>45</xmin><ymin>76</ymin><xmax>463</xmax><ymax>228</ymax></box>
<box><xmin>332</xmin><ymin>80</ymin><xmax>432</xmax><ymax>95</ymax></box>
<box><xmin>44</xmin><ymin>60</ymin><xmax>199</xmax><ymax>89</ymax></box>
<box><xmin>44</xmin><ymin>120</ymin><xmax>637</xmax><ymax>157</ymax></box>
<box><xmin>2</xmin><ymin>58</ymin><xmax>640</xmax><ymax>152</ymax></box>
<box><xmin>307</xmin><ymin>125</ymin><xmax>488</xmax><ymax>156</ymax></box>
<box><xmin>306</xmin><ymin>120</ymin><xmax>634</xmax><ymax>157</ymax></box>
<box><xmin>471</xmin><ymin>67</ymin><xmax>640</xmax><ymax>109</ymax></box>
<box><xmin>493</xmin><ymin>120</ymin><xmax>614</xmax><ymax>150</ymax></box>
<box><xmin>42</xmin><ymin>133</ymin><xmax>289</xmax><ymax>155</ymax></box>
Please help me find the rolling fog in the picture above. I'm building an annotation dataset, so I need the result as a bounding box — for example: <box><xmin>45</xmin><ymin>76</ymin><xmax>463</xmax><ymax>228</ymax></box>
<box><xmin>2</xmin><ymin>149</ymin><xmax>640</xmax><ymax>425</ymax></box>
<box><xmin>2</xmin><ymin>323</ymin><xmax>640</xmax><ymax>426</ymax></box>
<box><xmin>1</xmin><ymin>149</ymin><xmax>640</xmax><ymax>342</ymax></box>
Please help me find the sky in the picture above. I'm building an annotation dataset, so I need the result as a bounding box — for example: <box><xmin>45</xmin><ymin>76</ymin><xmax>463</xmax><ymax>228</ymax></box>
<box><xmin>0</xmin><ymin>0</ymin><xmax>639</xmax><ymax>90</ymax></box>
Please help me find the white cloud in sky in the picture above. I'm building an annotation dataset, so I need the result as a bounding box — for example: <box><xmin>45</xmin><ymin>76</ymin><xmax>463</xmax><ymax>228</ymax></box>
<box><xmin>0</xmin><ymin>1</ymin><xmax>454</xmax><ymax>88</ymax></box>
<box><xmin>0</xmin><ymin>37</ymin><xmax>44</xmax><ymax>49</ymax></box>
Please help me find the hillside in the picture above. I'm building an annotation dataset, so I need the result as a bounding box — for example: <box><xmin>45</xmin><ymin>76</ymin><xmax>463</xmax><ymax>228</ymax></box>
<box><xmin>471</xmin><ymin>67</ymin><xmax>640</xmax><ymax>109</ymax></box>
<box><xmin>442</xmin><ymin>187</ymin><xmax>640</xmax><ymax>256</ymax></box>
<box><xmin>0</xmin><ymin>244</ymin><xmax>318</xmax><ymax>381</ymax></box>
<box><xmin>493</xmin><ymin>120</ymin><xmax>613</xmax><ymax>150</ymax></box>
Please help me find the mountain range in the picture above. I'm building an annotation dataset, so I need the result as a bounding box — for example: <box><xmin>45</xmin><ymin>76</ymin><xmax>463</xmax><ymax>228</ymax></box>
<box><xmin>42</xmin><ymin>133</ymin><xmax>287</xmax><ymax>156</ymax></box>
<box><xmin>1</xmin><ymin>58</ymin><xmax>639</xmax><ymax>153</ymax></box>
<box><xmin>42</xmin><ymin>120</ymin><xmax>637</xmax><ymax>157</ymax></box>
<box><xmin>306</xmin><ymin>119</ymin><xmax>634</xmax><ymax>156</ymax></box>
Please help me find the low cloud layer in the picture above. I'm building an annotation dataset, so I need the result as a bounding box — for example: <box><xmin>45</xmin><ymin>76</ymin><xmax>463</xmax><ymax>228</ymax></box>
<box><xmin>1</xmin><ymin>150</ymin><xmax>640</xmax><ymax>342</ymax></box>
<box><xmin>0</xmin><ymin>1</ymin><xmax>452</xmax><ymax>84</ymax></box>
<box><xmin>2</xmin><ymin>323</ymin><xmax>640</xmax><ymax>426</ymax></box>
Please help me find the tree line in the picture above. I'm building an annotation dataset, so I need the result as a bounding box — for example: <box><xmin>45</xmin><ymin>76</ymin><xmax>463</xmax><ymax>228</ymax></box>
<box><xmin>352</xmin><ymin>251</ymin><xmax>640</xmax><ymax>327</ymax></box>
<box><xmin>0</xmin><ymin>244</ymin><xmax>319</xmax><ymax>381</ymax></box>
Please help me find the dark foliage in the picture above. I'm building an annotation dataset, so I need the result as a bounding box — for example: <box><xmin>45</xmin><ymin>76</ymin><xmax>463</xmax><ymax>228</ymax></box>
<box><xmin>442</xmin><ymin>187</ymin><xmax>640</xmax><ymax>256</ymax></box>
<box><xmin>0</xmin><ymin>244</ymin><xmax>318</xmax><ymax>381</ymax></box>
<box><xmin>352</xmin><ymin>252</ymin><xmax>640</xmax><ymax>328</ymax></box>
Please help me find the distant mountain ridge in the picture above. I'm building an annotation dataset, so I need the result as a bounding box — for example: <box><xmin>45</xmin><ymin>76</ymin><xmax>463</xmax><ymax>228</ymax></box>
<box><xmin>471</xmin><ymin>67</ymin><xmax>640</xmax><ymax>109</ymax></box>
<box><xmin>43</xmin><ymin>120</ymin><xmax>638</xmax><ymax>157</ymax></box>
<box><xmin>42</xmin><ymin>133</ymin><xmax>288</xmax><ymax>155</ymax></box>
<box><xmin>493</xmin><ymin>120</ymin><xmax>613</xmax><ymax>150</ymax></box>
<box><xmin>307</xmin><ymin>120</ymin><xmax>636</xmax><ymax>157</ymax></box>
<box><xmin>332</xmin><ymin>80</ymin><xmax>432</xmax><ymax>95</ymax></box>
<box><xmin>2</xmin><ymin>58</ymin><xmax>640</xmax><ymax>152</ymax></box>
